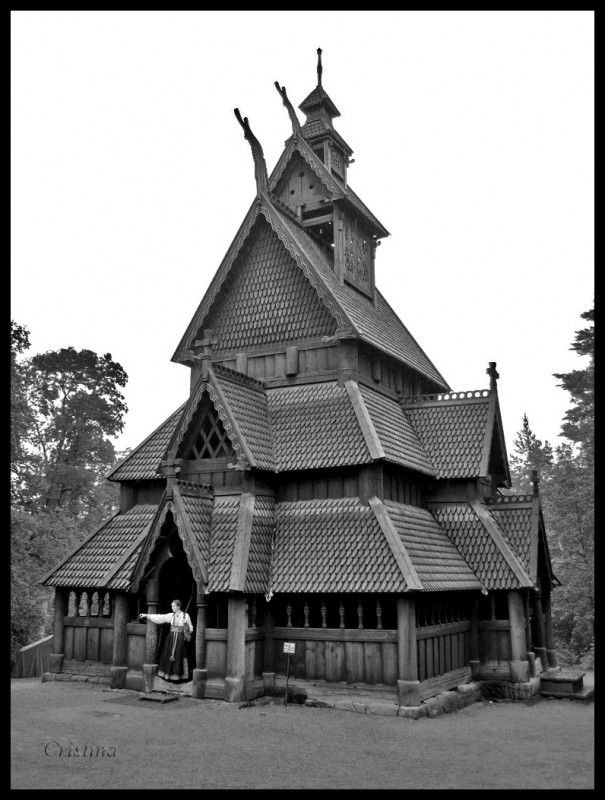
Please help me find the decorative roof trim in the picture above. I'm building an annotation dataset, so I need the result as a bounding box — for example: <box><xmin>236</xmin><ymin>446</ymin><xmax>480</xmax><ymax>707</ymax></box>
<box><xmin>99</xmin><ymin>516</ymin><xmax>155</xmax><ymax>589</ymax></box>
<box><xmin>479</xmin><ymin>393</ymin><xmax>497</xmax><ymax>477</ymax></box>
<box><xmin>171</xmin><ymin>202</ymin><xmax>261</xmax><ymax>363</ymax></box>
<box><xmin>470</xmin><ymin>500</ymin><xmax>534</xmax><ymax>589</ymax></box>
<box><xmin>130</xmin><ymin>494</ymin><xmax>171</xmax><ymax>593</ymax></box>
<box><xmin>229</xmin><ymin>493</ymin><xmax>255</xmax><ymax>592</ymax></box>
<box><xmin>493</xmin><ymin>397</ymin><xmax>512</xmax><ymax>487</ymax></box>
<box><xmin>400</xmin><ymin>390</ymin><xmax>490</xmax><ymax>407</ymax></box>
<box><xmin>344</xmin><ymin>380</ymin><xmax>385</xmax><ymax>460</ymax></box>
<box><xmin>40</xmin><ymin>511</ymin><xmax>121</xmax><ymax>585</ymax></box>
<box><xmin>208</xmin><ymin>367</ymin><xmax>256</xmax><ymax>469</ymax></box>
<box><xmin>131</xmin><ymin>489</ymin><xmax>210</xmax><ymax>592</ymax></box>
<box><xmin>486</xmin><ymin>494</ymin><xmax>533</xmax><ymax>505</ymax></box>
<box><xmin>368</xmin><ymin>497</ymin><xmax>423</xmax><ymax>591</ymax></box>
<box><xmin>213</xmin><ymin>361</ymin><xmax>265</xmax><ymax>391</ymax></box>
<box><xmin>172</xmin><ymin>485</ymin><xmax>209</xmax><ymax>586</ymax></box>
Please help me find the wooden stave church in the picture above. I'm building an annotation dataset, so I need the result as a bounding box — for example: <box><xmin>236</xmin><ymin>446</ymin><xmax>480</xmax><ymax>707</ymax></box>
<box><xmin>42</xmin><ymin>50</ymin><xmax>558</xmax><ymax>706</ymax></box>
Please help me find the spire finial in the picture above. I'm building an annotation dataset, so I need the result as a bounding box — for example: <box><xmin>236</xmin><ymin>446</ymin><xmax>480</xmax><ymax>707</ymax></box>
<box><xmin>531</xmin><ymin>469</ymin><xmax>540</xmax><ymax>497</ymax></box>
<box><xmin>317</xmin><ymin>47</ymin><xmax>323</xmax><ymax>86</ymax></box>
<box><xmin>486</xmin><ymin>361</ymin><xmax>499</xmax><ymax>390</ymax></box>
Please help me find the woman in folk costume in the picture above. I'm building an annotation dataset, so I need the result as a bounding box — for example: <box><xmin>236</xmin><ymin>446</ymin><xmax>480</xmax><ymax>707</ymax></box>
<box><xmin>140</xmin><ymin>599</ymin><xmax>194</xmax><ymax>682</ymax></box>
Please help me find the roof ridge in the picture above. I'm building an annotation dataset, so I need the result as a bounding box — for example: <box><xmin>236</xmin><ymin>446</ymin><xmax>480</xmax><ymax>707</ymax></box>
<box><xmin>213</xmin><ymin>361</ymin><xmax>266</xmax><ymax>390</ymax></box>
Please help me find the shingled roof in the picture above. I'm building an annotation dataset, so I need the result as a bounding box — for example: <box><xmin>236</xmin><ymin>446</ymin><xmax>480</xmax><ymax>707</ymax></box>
<box><xmin>42</xmin><ymin>505</ymin><xmax>157</xmax><ymax>590</ymax></box>
<box><xmin>244</xmin><ymin>494</ymin><xmax>274</xmax><ymax>595</ymax></box>
<box><xmin>383</xmin><ymin>501</ymin><xmax>483</xmax><ymax>592</ymax></box>
<box><xmin>403</xmin><ymin>391</ymin><xmax>495</xmax><ymax>479</ymax></box>
<box><xmin>207</xmin><ymin>494</ymin><xmax>241</xmax><ymax>593</ymax></box>
<box><xmin>213</xmin><ymin>365</ymin><xmax>275</xmax><ymax>470</ymax></box>
<box><xmin>107</xmin><ymin>404</ymin><xmax>185</xmax><ymax>482</ymax></box>
<box><xmin>428</xmin><ymin>501</ymin><xmax>534</xmax><ymax>591</ymax></box>
<box><xmin>271</xmin><ymin>498</ymin><xmax>409</xmax><ymax>594</ymax></box>
<box><xmin>357</xmin><ymin>384</ymin><xmax>436</xmax><ymax>475</ymax></box>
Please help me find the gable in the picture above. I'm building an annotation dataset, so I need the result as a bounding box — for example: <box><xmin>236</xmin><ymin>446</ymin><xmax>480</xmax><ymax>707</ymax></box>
<box><xmin>203</xmin><ymin>217</ymin><xmax>338</xmax><ymax>353</ymax></box>
<box><xmin>177</xmin><ymin>391</ymin><xmax>234</xmax><ymax>461</ymax></box>
<box><xmin>275</xmin><ymin>153</ymin><xmax>331</xmax><ymax>208</ymax></box>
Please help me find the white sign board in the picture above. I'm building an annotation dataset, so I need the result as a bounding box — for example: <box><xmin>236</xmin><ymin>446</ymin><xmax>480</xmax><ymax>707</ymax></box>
<box><xmin>283</xmin><ymin>642</ymin><xmax>295</xmax><ymax>654</ymax></box>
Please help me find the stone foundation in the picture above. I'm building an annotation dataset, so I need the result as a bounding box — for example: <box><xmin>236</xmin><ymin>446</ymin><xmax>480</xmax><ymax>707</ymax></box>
<box><xmin>42</xmin><ymin>672</ymin><xmax>110</xmax><ymax>685</ymax></box>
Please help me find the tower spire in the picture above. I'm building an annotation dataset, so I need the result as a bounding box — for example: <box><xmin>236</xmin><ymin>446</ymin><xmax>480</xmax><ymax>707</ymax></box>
<box><xmin>317</xmin><ymin>47</ymin><xmax>323</xmax><ymax>86</ymax></box>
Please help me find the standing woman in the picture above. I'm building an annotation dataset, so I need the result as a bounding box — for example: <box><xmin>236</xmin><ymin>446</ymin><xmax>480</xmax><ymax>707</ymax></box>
<box><xmin>140</xmin><ymin>599</ymin><xmax>194</xmax><ymax>682</ymax></box>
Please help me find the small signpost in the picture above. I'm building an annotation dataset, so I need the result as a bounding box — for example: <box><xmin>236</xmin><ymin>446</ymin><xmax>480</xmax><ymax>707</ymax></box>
<box><xmin>283</xmin><ymin>642</ymin><xmax>295</xmax><ymax>705</ymax></box>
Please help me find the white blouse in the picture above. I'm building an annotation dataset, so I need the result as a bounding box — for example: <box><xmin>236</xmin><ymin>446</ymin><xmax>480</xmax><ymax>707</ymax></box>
<box><xmin>147</xmin><ymin>611</ymin><xmax>193</xmax><ymax>632</ymax></box>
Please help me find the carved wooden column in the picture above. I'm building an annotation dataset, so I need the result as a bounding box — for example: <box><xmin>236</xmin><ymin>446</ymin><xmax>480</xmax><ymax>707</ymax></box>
<box><xmin>396</xmin><ymin>595</ymin><xmax>420</xmax><ymax>706</ymax></box>
<box><xmin>192</xmin><ymin>592</ymin><xmax>208</xmax><ymax>700</ymax></box>
<box><xmin>225</xmin><ymin>594</ymin><xmax>247</xmax><ymax>703</ymax></box>
<box><xmin>507</xmin><ymin>590</ymin><xmax>530</xmax><ymax>683</ymax></box>
<box><xmin>531</xmin><ymin>586</ymin><xmax>548</xmax><ymax>671</ymax></box>
<box><xmin>141</xmin><ymin>577</ymin><xmax>159</xmax><ymax>693</ymax></box>
<box><xmin>49</xmin><ymin>587</ymin><xmax>67</xmax><ymax>674</ymax></box>
<box><xmin>110</xmin><ymin>591</ymin><xmax>129</xmax><ymax>689</ymax></box>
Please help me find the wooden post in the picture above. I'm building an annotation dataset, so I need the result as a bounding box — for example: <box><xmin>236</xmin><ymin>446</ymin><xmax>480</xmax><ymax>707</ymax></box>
<box><xmin>531</xmin><ymin>588</ymin><xmax>548</xmax><ymax>671</ymax></box>
<box><xmin>49</xmin><ymin>587</ymin><xmax>67</xmax><ymax>674</ymax></box>
<box><xmin>469</xmin><ymin>595</ymin><xmax>480</xmax><ymax>679</ymax></box>
<box><xmin>396</xmin><ymin>595</ymin><xmax>420</xmax><ymax>706</ymax></box>
<box><xmin>145</xmin><ymin>578</ymin><xmax>160</xmax><ymax>664</ymax></box>
<box><xmin>192</xmin><ymin>592</ymin><xmax>208</xmax><ymax>700</ymax></box>
<box><xmin>110</xmin><ymin>591</ymin><xmax>129</xmax><ymax>689</ymax></box>
<box><xmin>264</xmin><ymin>605</ymin><xmax>274</xmax><ymax>672</ymax></box>
<box><xmin>507</xmin><ymin>590</ymin><xmax>530</xmax><ymax>683</ymax></box>
<box><xmin>225</xmin><ymin>594</ymin><xmax>247</xmax><ymax>703</ymax></box>
<box><xmin>542</xmin><ymin>587</ymin><xmax>558</xmax><ymax>669</ymax></box>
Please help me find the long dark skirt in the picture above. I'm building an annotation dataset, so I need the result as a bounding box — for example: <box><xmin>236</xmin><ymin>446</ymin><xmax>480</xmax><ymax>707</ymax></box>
<box><xmin>157</xmin><ymin>628</ymin><xmax>190</xmax><ymax>681</ymax></box>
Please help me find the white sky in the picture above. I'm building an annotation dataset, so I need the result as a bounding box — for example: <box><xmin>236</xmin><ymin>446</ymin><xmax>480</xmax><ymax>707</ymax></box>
<box><xmin>11</xmin><ymin>10</ymin><xmax>594</xmax><ymax>459</ymax></box>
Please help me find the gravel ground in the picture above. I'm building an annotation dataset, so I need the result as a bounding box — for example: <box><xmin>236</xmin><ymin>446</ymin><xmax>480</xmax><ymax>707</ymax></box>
<box><xmin>11</xmin><ymin>678</ymin><xmax>594</xmax><ymax>790</ymax></box>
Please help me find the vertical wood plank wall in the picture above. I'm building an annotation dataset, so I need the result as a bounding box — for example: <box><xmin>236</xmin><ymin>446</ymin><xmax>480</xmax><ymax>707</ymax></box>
<box><xmin>271</xmin><ymin>629</ymin><xmax>399</xmax><ymax>685</ymax></box>
<box><xmin>63</xmin><ymin>618</ymin><xmax>114</xmax><ymax>663</ymax></box>
<box><xmin>416</xmin><ymin>621</ymin><xmax>471</xmax><ymax>681</ymax></box>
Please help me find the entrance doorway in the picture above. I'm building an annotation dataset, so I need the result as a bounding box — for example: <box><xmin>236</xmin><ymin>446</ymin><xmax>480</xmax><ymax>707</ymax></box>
<box><xmin>157</xmin><ymin>531</ymin><xmax>197</xmax><ymax>670</ymax></box>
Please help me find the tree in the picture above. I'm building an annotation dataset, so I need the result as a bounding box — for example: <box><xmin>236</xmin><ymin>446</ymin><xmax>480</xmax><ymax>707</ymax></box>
<box><xmin>508</xmin><ymin>305</ymin><xmax>594</xmax><ymax>664</ymax></box>
<box><xmin>15</xmin><ymin>346</ymin><xmax>128</xmax><ymax>513</ymax></box>
<box><xmin>11</xmin><ymin>328</ymin><xmax>129</xmax><ymax>660</ymax></box>
<box><xmin>11</xmin><ymin>322</ymin><xmax>35</xmax><ymax>501</ymax></box>
<box><xmin>553</xmin><ymin>303</ymin><xmax>594</xmax><ymax>461</ymax></box>
<box><xmin>508</xmin><ymin>413</ymin><xmax>553</xmax><ymax>491</ymax></box>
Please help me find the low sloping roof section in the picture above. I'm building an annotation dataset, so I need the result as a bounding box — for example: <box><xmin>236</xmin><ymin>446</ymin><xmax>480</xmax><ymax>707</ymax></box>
<box><xmin>486</xmin><ymin>493</ymin><xmax>557</xmax><ymax>588</ymax></box>
<box><xmin>428</xmin><ymin>500</ymin><xmax>534</xmax><ymax>591</ymax></box>
<box><xmin>107</xmin><ymin>404</ymin><xmax>185</xmax><ymax>482</ymax></box>
<box><xmin>42</xmin><ymin>505</ymin><xmax>157</xmax><ymax>590</ymax></box>
<box><xmin>403</xmin><ymin>390</ymin><xmax>509</xmax><ymax>482</ymax></box>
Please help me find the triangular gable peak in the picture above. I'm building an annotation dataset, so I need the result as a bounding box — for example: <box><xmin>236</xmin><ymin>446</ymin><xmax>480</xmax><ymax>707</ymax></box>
<box><xmin>130</xmin><ymin>482</ymin><xmax>212</xmax><ymax>594</ymax></box>
<box><xmin>163</xmin><ymin>366</ymin><xmax>256</xmax><ymax>472</ymax></box>
<box><xmin>172</xmin><ymin>209</ymin><xmax>346</xmax><ymax>365</ymax></box>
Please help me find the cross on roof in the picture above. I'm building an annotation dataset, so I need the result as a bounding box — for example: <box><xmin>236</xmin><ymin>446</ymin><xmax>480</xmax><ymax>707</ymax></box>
<box><xmin>486</xmin><ymin>361</ymin><xmax>499</xmax><ymax>390</ymax></box>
